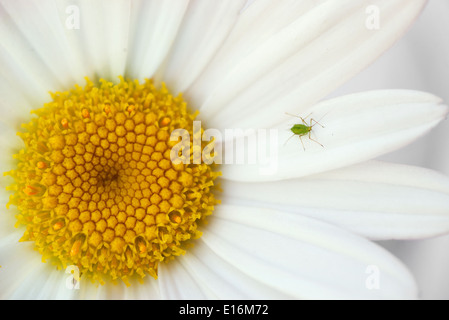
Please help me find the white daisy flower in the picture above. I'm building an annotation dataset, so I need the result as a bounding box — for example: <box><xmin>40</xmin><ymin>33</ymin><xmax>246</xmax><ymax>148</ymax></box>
<box><xmin>1</xmin><ymin>0</ymin><xmax>449</xmax><ymax>300</ymax></box>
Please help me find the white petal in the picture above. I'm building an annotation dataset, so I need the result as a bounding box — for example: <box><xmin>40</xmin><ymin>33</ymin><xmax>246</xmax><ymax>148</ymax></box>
<box><xmin>89</xmin><ymin>0</ymin><xmax>131</xmax><ymax>80</ymax></box>
<box><xmin>157</xmin><ymin>0</ymin><xmax>247</xmax><ymax>93</ymax></box>
<box><xmin>159</xmin><ymin>238</ymin><xmax>290</xmax><ymax>299</ymax></box>
<box><xmin>0</xmin><ymin>0</ymin><xmax>76</xmax><ymax>88</ymax></box>
<box><xmin>159</xmin><ymin>256</ymin><xmax>211</xmax><ymax>299</ymax></box>
<box><xmin>0</xmin><ymin>163</ymin><xmax>78</xmax><ymax>299</ymax></box>
<box><xmin>220</xmin><ymin>161</ymin><xmax>449</xmax><ymax>240</ymax></box>
<box><xmin>0</xmin><ymin>214</ymin><xmax>77</xmax><ymax>300</ymax></box>
<box><xmin>185</xmin><ymin>0</ymin><xmax>427</xmax><ymax>129</ymax></box>
<box><xmin>0</xmin><ymin>0</ymin><xmax>133</xmax><ymax>124</ymax></box>
<box><xmin>0</xmin><ymin>202</ymin><xmax>161</xmax><ymax>299</ymax></box>
<box><xmin>125</xmin><ymin>0</ymin><xmax>189</xmax><ymax>81</ymax></box>
<box><xmin>120</xmin><ymin>279</ymin><xmax>161</xmax><ymax>300</ymax></box>
<box><xmin>0</xmin><ymin>0</ymin><xmax>66</xmax><ymax>120</ymax></box>
<box><xmin>219</xmin><ymin>90</ymin><xmax>448</xmax><ymax>181</ymax></box>
<box><xmin>74</xmin><ymin>277</ymin><xmax>160</xmax><ymax>300</ymax></box>
<box><xmin>0</xmin><ymin>0</ymin><xmax>127</xmax><ymax>86</ymax></box>
<box><xmin>54</xmin><ymin>0</ymin><xmax>133</xmax><ymax>81</ymax></box>
<box><xmin>0</xmin><ymin>229</ymin><xmax>161</xmax><ymax>299</ymax></box>
<box><xmin>160</xmin><ymin>205</ymin><xmax>417</xmax><ymax>299</ymax></box>
<box><xmin>0</xmin><ymin>230</ymin><xmax>75</xmax><ymax>300</ymax></box>
<box><xmin>0</xmin><ymin>124</ymin><xmax>23</xmax><ymax>173</ymax></box>
<box><xmin>0</xmin><ymin>74</ymin><xmax>31</xmax><ymax>127</ymax></box>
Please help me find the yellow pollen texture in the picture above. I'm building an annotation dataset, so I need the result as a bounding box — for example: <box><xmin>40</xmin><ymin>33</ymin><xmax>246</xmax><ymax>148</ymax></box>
<box><xmin>5</xmin><ymin>77</ymin><xmax>220</xmax><ymax>285</ymax></box>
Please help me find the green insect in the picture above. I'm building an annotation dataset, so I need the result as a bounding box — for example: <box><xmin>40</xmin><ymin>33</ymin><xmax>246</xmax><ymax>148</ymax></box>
<box><xmin>285</xmin><ymin>112</ymin><xmax>325</xmax><ymax>150</ymax></box>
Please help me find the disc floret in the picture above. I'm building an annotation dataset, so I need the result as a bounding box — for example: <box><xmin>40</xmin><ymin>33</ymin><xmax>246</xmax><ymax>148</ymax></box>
<box><xmin>5</xmin><ymin>77</ymin><xmax>220</xmax><ymax>285</ymax></box>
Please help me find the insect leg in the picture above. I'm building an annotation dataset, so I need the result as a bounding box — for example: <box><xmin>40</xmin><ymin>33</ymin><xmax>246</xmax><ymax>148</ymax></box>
<box><xmin>283</xmin><ymin>133</ymin><xmax>296</xmax><ymax>146</ymax></box>
<box><xmin>299</xmin><ymin>135</ymin><xmax>305</xmax><ymax>151</ymax></box>
<box><xmin>308</xmin><ymin>130</ymin><xmax>324</xmax><ymax>148</ymax></box>
<box><xmin>300</xmin><ymin>112</ymin><xmax>314</xmax><ymax>125</ymax></box>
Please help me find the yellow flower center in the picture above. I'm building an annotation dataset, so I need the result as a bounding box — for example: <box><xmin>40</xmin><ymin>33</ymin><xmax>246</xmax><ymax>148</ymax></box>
<box><xmin>5</xmin><ymin>77</ymin><xmax>220</xmax><ymax>285</ymax></box>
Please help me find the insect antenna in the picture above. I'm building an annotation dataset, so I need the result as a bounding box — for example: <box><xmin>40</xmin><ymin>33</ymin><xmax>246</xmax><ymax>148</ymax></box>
<box><xmin>284</xmin><ymin>112</ymin><xmax>302</xmax><ymax>119</ymax></box>
<box><xmin>285</xmin><ymin>112</ymin><xmax>308</xmax><ymax>125</ymax></box>
<box><xmin>310</xmin><ymin>118</ymin><xmax>325</xmax><ymax>128</ymax></box>
<box><xmin>311</xmin><ymin>111</ymin><xmax>331</xmax><ymax>128</ymax></box>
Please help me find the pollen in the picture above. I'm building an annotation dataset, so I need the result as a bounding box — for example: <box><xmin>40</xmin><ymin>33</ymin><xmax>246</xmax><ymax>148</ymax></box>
<box><xmin>5</xmin><ymin>77</ymin><xmax>220</xmax><ymax>285</ymax></box>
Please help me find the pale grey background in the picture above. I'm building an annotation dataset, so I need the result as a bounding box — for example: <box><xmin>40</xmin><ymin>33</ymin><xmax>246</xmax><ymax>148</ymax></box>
<box><xmin>329</xmin><ymin>0</ymin><xmax>449</xmax><ymax>300</ymax></box>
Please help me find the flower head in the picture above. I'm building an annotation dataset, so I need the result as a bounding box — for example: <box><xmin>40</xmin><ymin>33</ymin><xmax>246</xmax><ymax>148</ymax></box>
<box><xmin>1</xmin><ymin>0</ymin><xmax>449</xmax><ymax>300</ymax></box>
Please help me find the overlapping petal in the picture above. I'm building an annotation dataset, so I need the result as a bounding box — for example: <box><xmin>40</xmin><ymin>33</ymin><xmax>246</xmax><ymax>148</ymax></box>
<box><xmin>159</xmin><ymin>205</ymin><xmax>417</xmax><ymax>299</ymax></box>
<box><xmin>220</xmin><ymin>161</ymin><xmax>449</xmax><ymax>240</ymax></box>
<box><xmin>156</xmin><ymin>0</ymin><xmax>248</xmax><ymax>93</ymax></box>
<box><xmin>125</xmin><ymin>0</ymin><xmax>189</xmax><ymax>81</ymax></box>
<box><xmin>184</xmin><ymin>0</ymin><xmax>427</xmax><ymax>129</ymax></box>
<box><xmin>220</xmin><ymin>90</ymin><xmax>448</xmax><ymax>181</ymax></box>
<box><xmin>0</xmin><ymin>0</ymin><xmax>444</xmax><ymax>300</ymax></box>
